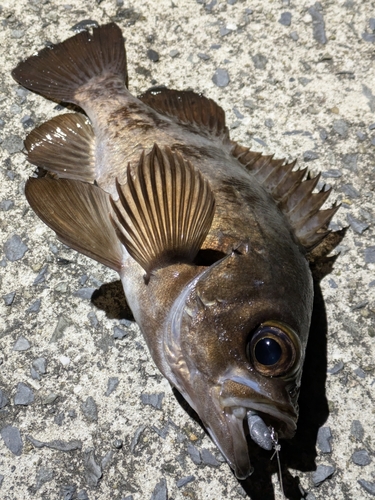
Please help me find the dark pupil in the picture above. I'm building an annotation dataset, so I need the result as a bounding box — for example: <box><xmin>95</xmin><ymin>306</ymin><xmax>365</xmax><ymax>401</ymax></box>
<box><xmin>254</xmin><ymin>337</ymin><xmax>282</xmax><ymax>366</ymax></box>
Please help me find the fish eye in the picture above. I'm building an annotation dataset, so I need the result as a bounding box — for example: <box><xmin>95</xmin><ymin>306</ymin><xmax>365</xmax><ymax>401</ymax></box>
<box><xmin>247</xmin><ymin>321</ymin><xmax>300</xmax><ymax>377</ymax></box>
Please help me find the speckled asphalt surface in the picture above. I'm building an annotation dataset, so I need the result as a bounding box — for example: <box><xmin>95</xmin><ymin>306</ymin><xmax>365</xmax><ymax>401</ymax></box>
<box><xmin>1</xmin><ymin>1</ymin><xmax>375</xmax><ymax>499</ymax></box>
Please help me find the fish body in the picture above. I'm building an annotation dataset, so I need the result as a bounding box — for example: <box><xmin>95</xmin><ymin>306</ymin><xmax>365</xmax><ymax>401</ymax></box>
<box><xmin>12</xmin><ymin>23</ymin><xmax>338</xmax><ymax>479</ymax></box>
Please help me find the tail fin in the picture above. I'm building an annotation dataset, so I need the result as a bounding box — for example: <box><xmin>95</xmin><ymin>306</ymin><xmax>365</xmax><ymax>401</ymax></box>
<box><xmin>11</xmin><ymin>23</ymin><xmax>127</xmax><ymax>104</ymax></box>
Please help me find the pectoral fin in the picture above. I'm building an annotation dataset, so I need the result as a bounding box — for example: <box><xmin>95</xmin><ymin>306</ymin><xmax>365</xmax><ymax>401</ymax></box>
<box><xmin>110</xmin><ymin>144</ymin><xmax>215</xmax><ymax>276</ymax></box>
<box><xmin>25</xmin><ymin>178</ymin><xmax>123</xmax><ymax>271</ymax></box>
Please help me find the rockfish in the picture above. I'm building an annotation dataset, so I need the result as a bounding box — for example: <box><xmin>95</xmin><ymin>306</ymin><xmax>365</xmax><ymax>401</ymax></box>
<box><xmin>12</xmin><ymin>23</ymin><xmax>338</xmax><ymax>479</ymax></box>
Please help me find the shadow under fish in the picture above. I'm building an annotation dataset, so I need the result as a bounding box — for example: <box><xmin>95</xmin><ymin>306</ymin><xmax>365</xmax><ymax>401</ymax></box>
<box><xmin>12</xmin><ymin>22</ymin><xmax>342</xmax><ymax>487</ymax></box>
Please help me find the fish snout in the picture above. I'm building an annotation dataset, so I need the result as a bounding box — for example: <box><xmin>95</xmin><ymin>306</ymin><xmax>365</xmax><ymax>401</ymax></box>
<box><xmin>201</xmin><ymin>376</ymin><xmax>299</xmax><ymax>479</ymax></box>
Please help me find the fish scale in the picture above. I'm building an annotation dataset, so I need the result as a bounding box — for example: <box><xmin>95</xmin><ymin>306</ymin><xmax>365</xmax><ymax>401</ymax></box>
<box><xmin>12</xmin><ymin>22</ymin><xmax>340</xmax><ymax>480</ymax></box>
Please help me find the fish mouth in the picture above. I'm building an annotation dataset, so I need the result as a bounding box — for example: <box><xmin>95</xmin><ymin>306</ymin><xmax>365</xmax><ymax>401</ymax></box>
<box><xmin>203</xmin><ymin>382</ymin><xmax>298</xmax><ymax>480</ymax></box>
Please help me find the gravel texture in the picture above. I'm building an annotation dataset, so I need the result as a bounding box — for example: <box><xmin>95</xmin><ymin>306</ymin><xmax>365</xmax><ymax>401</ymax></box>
<box><xmin>1</xmin><ymin>1</ymin><xmax>375</xmax><ymax>499</ymax></box>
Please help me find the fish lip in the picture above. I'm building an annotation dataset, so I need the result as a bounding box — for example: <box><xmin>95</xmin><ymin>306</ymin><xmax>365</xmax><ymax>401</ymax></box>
<box><xmin>219</xmin><ymin>397</ymin><xmax>297</xmax><ymax>439</ymax></box>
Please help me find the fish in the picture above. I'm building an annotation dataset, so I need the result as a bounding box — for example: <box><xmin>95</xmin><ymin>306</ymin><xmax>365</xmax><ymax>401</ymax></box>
<box><xmin>11</xmin><ymin>22</ymin><xmax>339</xmax><ymax>480</ymax></box>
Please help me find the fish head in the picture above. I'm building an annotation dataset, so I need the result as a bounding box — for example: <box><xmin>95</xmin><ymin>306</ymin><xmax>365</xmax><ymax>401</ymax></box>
<box><xmin>165</xmin><ymin>243</ymin><xmax>313</xmax><ymax>479</ymax></box>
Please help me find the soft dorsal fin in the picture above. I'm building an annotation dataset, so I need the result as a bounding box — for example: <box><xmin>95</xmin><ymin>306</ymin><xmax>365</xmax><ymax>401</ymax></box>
<box><xmin>231</xmin><ymin>143</ymin><xmax>339</xmax><ymax>250</ymax></box>
<box><xmin>110</xmin><ymin>144</ymin><xmax>215</xmax><ymax>276</ymax></box>
<box><xmin>139</xmin><ymin>88</ymin><xmax>229</xmax><ymax>140</ymax></box>
<box><xmin>25</xmin><ymin>113</ymin><xmax>96</xmax><ymax>183</ymax></box>
<box><xmin>11</xmin><ymin>23</ymin><xmax>127</xmax><ymax>104</ymax></box>
<box><xmin>25</xmin><ymin>178</ymin><xmax>123</xmax><ymax>271</ymax></box>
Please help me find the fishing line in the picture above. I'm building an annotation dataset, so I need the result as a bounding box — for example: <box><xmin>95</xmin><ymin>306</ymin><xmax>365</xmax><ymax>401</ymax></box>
<box><xmin>270</xmin><ymin>427</ymin><xmax>285</xmax><ymax>499</ymax></box>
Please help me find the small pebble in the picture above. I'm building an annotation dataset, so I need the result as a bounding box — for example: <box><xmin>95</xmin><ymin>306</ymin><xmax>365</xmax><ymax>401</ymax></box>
<box><xmin>220</xmin><ymin>27</ymin><xmax>232</xmax><ymax>37</ymax></box>
<box><xmin>83</xmin><ymin>448</ymin><xmax>102</xmax><ymax>488</ymax></box>
<box><xmin>332</xmin><ymin>119</ymin><xmax>349</xmax><ymax>137</ymax></box>
<box><xmin>198</xmin><ymin>52</ymin><xmax>210</xmax><ymax>60</ymax></box>
<box><xmin>113</xmin><ymin>326</ymin><xmax>127</xmax><ymax>339</ymax></box>
<box><xmin>252</xmin><ymin>53</ymin><xmax>268</xmax><ymax>70</ymax></box>
<box><xmin>212</xmin><ymin>68</ymin><xmax>230</xmax><ymax>87</ymax></box>
<box><xmin>105</xmin><ymin>377</ymin><xmax>119</xmax><ymax>396</ymax></box>
<box><xmin>4</xmin><ymin>235</ymin><xmax>28</xmax><ymax>261</ymax></box>
<box><xmin>54</xmin><ymin>412</ymin><xmax>65</xmax><ymax>426</ymax></box>
<box><xmin>177</xmin><ymin>475</ymin><xmax>195</xmax><ymax>488</ymax></box>
<box><xmin>341</xmin><ymin>184</ymin><xmax>360</xmax><ymax>198</ymax></box>
<box><xmin>0</xmin><ymin>425</ymin><xmax>23</xmax><ymax>456</ymax></box>
<box><xmin>33</xmin><ymin>265</ymin><xmax>48</xmax><ymax>285</ymax></box>
<box><xmin>354</xmin><ymin>367</ymin><xmax>366</xmax><ymax>379</ymax></box>
<box><xmin>364</xmin><ymin>246</ymin><xmax>375</xmax><ymax>263</ymax></box>
<box><xmin>2</xmin><ymin>135</ymin><xmax>24</xmax><ymax>154</ymax></box>
<box><xmin>113</xmin><ymin>439</ymin><xmax>123</xmax><ymax>449</ymax></box>
<box><xmin>308</xmin><ymin>4</ymin><xmax>327</xmax><ymax>44</ymax></box>
<box><xmin>303</xmin><ymin>150</ymin><xmax>319</xmax><ymax>162</ymax></box>
<box><xmin>351</xmin><ymin>420</ymin><xmax>364</xmax><ymax>441</ymax></box>
<box><xmin>264</xmin><ymin>118</ymin><xmax>274</xmax><ymax>129</ymax></box>
<box><xmin>32</xmin><ymin>358</ymin><xmax>47</xmax><ymax>375</ymax></box>
<box><xmin>150</xmin><ymin>478</ymin><xmax>167</xmax><ymax>500</ymax></box>
<box><xmin>347</xmin><ymin>214</ymin><xmax>369</xmax><ymax>234</ymax></box>
<box><xmin>311</xmin><ymin>464</ymin><xmax>335</xmax><ymax>486</ymax></box>
<box><xmin>73</xmin><ymin>287</ymin><xmax>96</xmax><ymax>299</ymax></box>
<box><xmin>201</xmin><ymin>448</ymin><xmax>221</xmax><ymax>467</ymax></box>
<box><xmin>141</xmin><ymin>392</ymin><xmax>164</xmax><ymax>410</ymax></box>
<box><xmin>71</xmin><ymin>19</ymin><xmax>99</xmax><ymax>33</ymax></box>
<box><xmin>0</xmin><ymin>389</ymin><xmax>9</xmax><ymax>409</ymax></box>
<box><xmin>342</xmin><ymin>153</ymin><xmax>358</xmax><ymax>171</ymax></box>
<box><xmin>327</xmin><ymin>361</ymin><xmax>344</xmax><ymax>374</ymax></box>
<box><xmin>51</xmin><ymin>315</ymin><xmax>71</xmax><ymax>342</ymax></box>
<box><xmin>77</xmin><ymin>490</ymin><xmax>89</xmax><ymax>500</ymax></box>
<box><xmin>43</xmin><ymin>393</ymin><xmax>59</xmax><ymax>405</ymax></box>
<box><xmin>357</xmin><ymin>131</ymin><xmax>367</xmax><ymax>141</ymax></box>
<box><xmin>0</xmin><ymin>200</ymin><xmax>14</xmax><ymax>211</ymax></box>
<box><xmin>362</xmin><ymin>32</ymin><xmax>375</xmax><ymax>43</ymax></box>
<box><xmin>27</xmin><ymin>299</ymin><xmax>41</xmax><ymax>314</ymax></box>
<box><xmin>352</xmin><ymin>449</ymin><xmax>372</xmax><ymax>466</ymax></box>
<box><xmin>59</xmin><ymin>484</ymin><xmax>76</xmax><ymax>500</ymax></box>
<box><xmin>328</xmin><ymin>278</ymin><xmax>338</xmax><ymax>289</ymax></box>
<box><xmin>14</xmin><ymin>382</ymin><xmax>34</xmax><ymax>405</ymax></box>
<box><xmin>13</xmin><ymin>336</ymin><xmax>31</xmax><ymax>351</ymax></box>
<box><xmin>358</xmin><ymin>479</ymin><xmax>375</xmax><ymax>496</ymax></box>
<box><xmin>35</xmin><ymin>466</ymin><xmax>53</xmax><ymax>491</ymax></box>
<box><xmin>147</xmin><ymin>49</ymin><xmax>160</xmax><ymax>62</ymax></box>
<box><xmin>290</xmin><ymin>31</ymin><xmax>299</xmax><ymax>41</ymax></box>
<box><xmin>130</xmin><ymin>425</ymin><xmax>146</xmax><ymax>452</ymax></box>
<box><xmin>321</xmin><ymin>169</ymin><xmax>341</xmax><ymax>178</ymax></box>
<box><xmin>187</xmin><ymin>443</ymin><xmax>201</xmax><ymax>465</ymax></box>
<box><xmin>101</xmin><ymin>450</ymin><xmax>114</xmax><ymax>469</ymax></box>
<box><xmin>169</xmin><ymin>49</ymin><xmax>179</xmax><ymax>58</ymax></box>
<box><xmin>317</xmin><ymin>427</ymin><xmax>333</xmax><ymax>453</ymax></box>
<box><xmin>3</xmin><ymin>292</ymin><xmax>15</xmax><ymax>307</ymax></box>
<box><xmin>81</xmin><ymin>396</ymin><xmax>98</xmax><ymax>422</ymax></box>
<box><xmin>279</xmin><ymin>12</ymin><xmax>292</xmax><ymax>26</ymax></box>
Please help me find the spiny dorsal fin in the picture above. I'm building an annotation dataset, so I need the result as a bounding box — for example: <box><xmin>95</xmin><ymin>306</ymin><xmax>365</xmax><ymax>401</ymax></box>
<box><xmin>25</xmin><ymin>113</ymin><xmax>95</xmax><ymax>183</ymax></box>
<box><xmin>139</xmin><ymin>88</ymin><xmax>229</xmax><ymax>140</ymax></box>
<box><xmin>12</xmin><ymin>23</ymin><xmax>127</xmax><ymax>103</ymax></box>
<box><xmin>231</xmin><ymin>143</ymin><xmax>338</xmax><ymax>251</ymax></box>
<box><xmin>25</xmin><ymin>178</ymin><xmax>123</xmax><ymax>271</ymax></box>
<box><xmin>110</xmin><ymin>144</ymin><xmax>215</xmax><ymax>276</ymax></box>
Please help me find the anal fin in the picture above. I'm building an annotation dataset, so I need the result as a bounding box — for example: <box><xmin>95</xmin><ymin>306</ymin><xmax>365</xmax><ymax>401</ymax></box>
<box><xmin>25</xmin><ymin>178</ymin><xmax>123</xmax><ymax>271</ymax></box>
<box><xmin>25</xmin><ymin>113</ymin><xmax>95</xmax><ymax>183</ymax></box>
<box><xmin>110</xmin><ymin>144</ymin><xmax>215</xmax><ymax>276</ymax></box>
